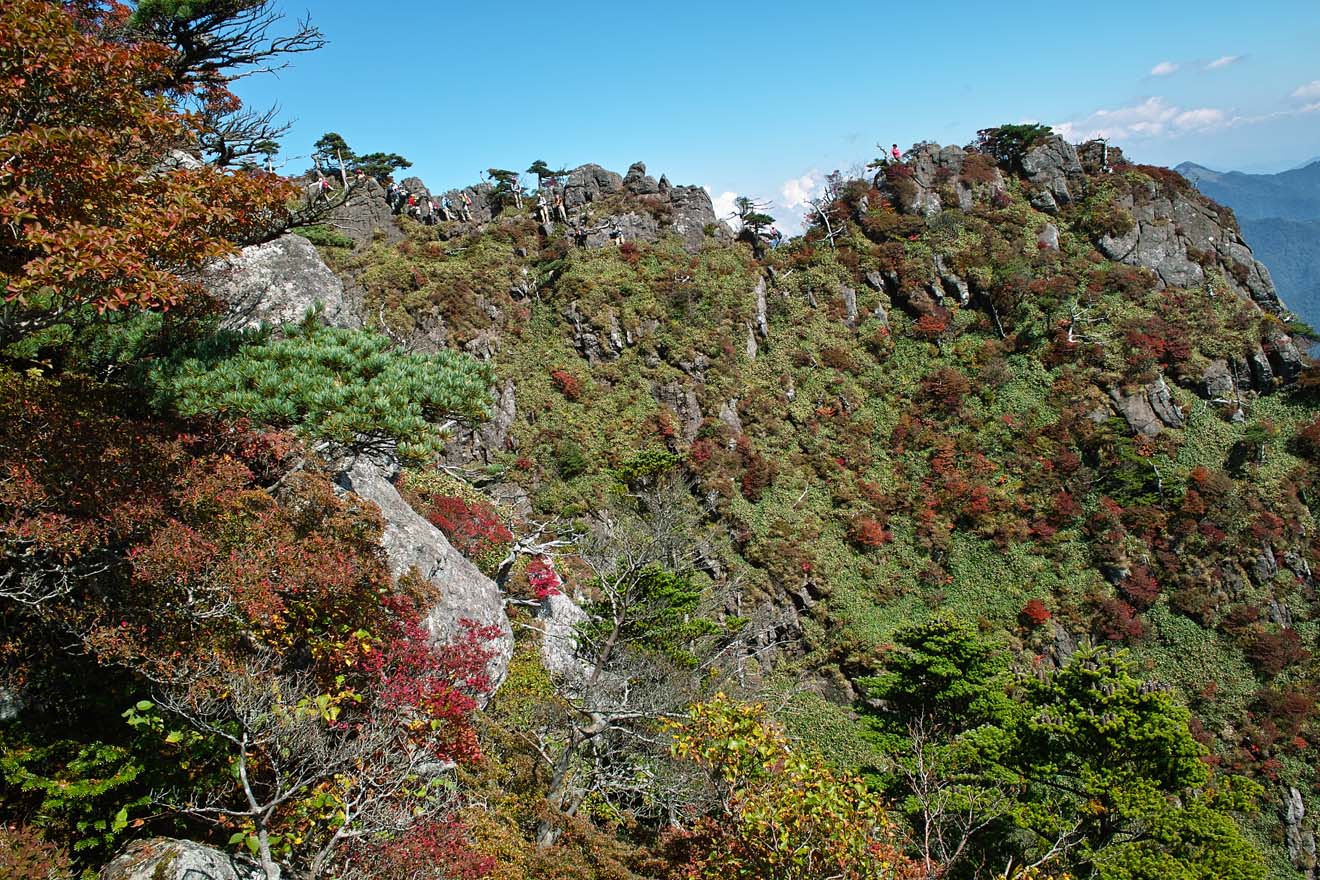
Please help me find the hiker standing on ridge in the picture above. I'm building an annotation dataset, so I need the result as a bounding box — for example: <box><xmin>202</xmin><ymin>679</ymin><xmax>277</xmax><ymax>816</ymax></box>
<box><xmin>459</xmin><ymin>191</ymin><xmax>473</xmax><ymax>222</ymax></box>
<box><xmin>535</xmin><ymin>191</ymin><xmax>550</xmax><ymax>225</ymax></box>
<box><xmin>554</xmin><ymin>191</ymin><xmax>568</xmax><ymax>224</ymax></box>
<box><xmin>891</xmin><ymin>143</ymin><xmax>902</xmax><ymax>163</ymax></box>
<box><xmin>440</xmin><ymin>195</ymin><xmax>454</xmax><ymax>221</ymax></box>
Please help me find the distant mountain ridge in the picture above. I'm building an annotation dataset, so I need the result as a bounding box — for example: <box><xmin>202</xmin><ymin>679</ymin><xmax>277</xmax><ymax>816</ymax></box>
<box><xmin>1176</xmin><ymin>159</ymin><xmax>1320</xmax><ymax>221</ymax></box>
<box><xmin>1178</xmin><ymin>159</ymin><xmax>1320</xmax><ymax>335</ymax></box>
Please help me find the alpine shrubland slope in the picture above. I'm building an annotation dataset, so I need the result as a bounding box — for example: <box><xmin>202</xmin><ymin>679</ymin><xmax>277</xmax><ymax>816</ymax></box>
<box><xmin>4</xmin><ymin>4</ymin><xmax>1320</xmax><ymax>880</ymax></box>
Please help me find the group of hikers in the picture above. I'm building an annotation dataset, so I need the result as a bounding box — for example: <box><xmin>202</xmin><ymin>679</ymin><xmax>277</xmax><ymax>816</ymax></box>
<box><xmin>385</xmin><ymin>180</ymin><xmax>473</xmax><ymax>225</ymax></box>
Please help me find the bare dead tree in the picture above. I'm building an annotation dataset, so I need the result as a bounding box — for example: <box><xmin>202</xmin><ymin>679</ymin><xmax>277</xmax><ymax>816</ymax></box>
<box><xmin>128</xmin><ymin>1</ymin><xmax>327</xmax><ymax>89</ymax></box>
<box><xmin>195</xmin><ymin>102</ymin><xmax>290</xmax><ymax>168</ymax></box>
<box><xmin>897</xmin><ymin>713</ymin><xmax>1017</xmax><ymax>879</ymax></box>
<box><xmin>153</xmin><ymin>652</ymin><xmax>467</xmax><ymax>879</ymax></box>
<box><xmin>529</xmin><ymin>478</ymin><xmax>740</xmax><ymax>845</ymax></box>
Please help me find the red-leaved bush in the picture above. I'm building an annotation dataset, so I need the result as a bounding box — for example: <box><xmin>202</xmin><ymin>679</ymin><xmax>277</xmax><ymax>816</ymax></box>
<box><xmin>526</xmin><ymin>556</ymin><xmax>563</xmax><ymax>599</ymax></box>
<box><xmin>1020</xmin><ymin>598</ymin><xmax>1051</xmax><ymax>627</ymax></box>
<box><xmin>424</xmin><ymin>495</ymin><xmax>513</xmax><ymax>563</ymax></box>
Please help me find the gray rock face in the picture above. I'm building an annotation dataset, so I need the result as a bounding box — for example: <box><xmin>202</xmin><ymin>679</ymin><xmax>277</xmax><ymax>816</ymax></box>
<box><xmin>1267</xmin><ymin>331</ymin><xmax>1306</xmax><ymax>381</ymax></box>
<box><xmin>326</xmin><ymin>177</ymin><xmax>399</xmax><ymax>247</ymax></box>
<box><xmin>1077</xmin><ymin>139</ymin><xmax>1125</xmax><ymax>173</ymax></box>
<box><xmin>1202</xmin><ymin>358</ymin><xmax>1236</xmax><ymax>399</ymax></box>
<box><xmin>1281</xmin><ymin>785</ymin><xmax>1317</xmax><ymax>875</ymax></box>
<box><xmin>400</xmin><ymin>175</ymin><xmax>433</xmax><ymax>202</ymax></box>
<box><xmin>1098</xmin><ymin>176</ymin><xmax>1280</xmax><ymax>309</ymax></box>
<box><xmin>1248</xmin><ymin>345</ymin><xmax>1276</xmax><ymax>390</ymax></box>
<box><xmin>654</xmin><ymin>381</ymin><xmax>703</xmax><ymax>441</ymax></box>
<box><xmin>446</xmin><ymin>379</ymin><xmax>517</xmax><ymax>466</ymax></box>
<box><xmin>579</xmin><ymin>211</ymin><xmax>661</xmax><ymax>249</ymax></box>
<box><xmin>334</xmin><ymin>456</ymin><xmax>513</xmax><ymax>694</ymax></box>
<box><xmin>667</xmin><ymin>184</ymin><xmax>726</xmax><ymax>251</ymax></box>
<box><xmin>563</xmin><ymin>163</ymin><xmax>625</xmax><ymax>209</ymax></box>
<box><xmin>1021</xmin><ymin>135</ymin><xmax>1085</xmax><ymax>208</ymax></box>
<box><xmin>438</xmin><ymin>183</ymin><xmax>497</xmax><ymax>225</ymax></box>
<box><xmin>538</xmin><ymin>591</ymin><xmax>589</xmax><ymax>686</ymax></box>
<box><xmin>623</xmin><ymin>161</ymin><xmax>661</xmax><ymax>195</ymax></box>
<box><xmin>1109</xmin><ymin>385</ymin><xmax>1164</xmax><ymax>437</ymax></box>
<box><xmin>753</xmin><ymin>276</ymin><xmax>770</xmax><ymax>339</ymax></box>
<box><xmin>100</xmin><ymin>838</ymin><xmax>267</xmax><ymax>880</ymax></box>
<box><xmin>1109</xmin><ymin>379</ymin><xmax>1188</xmax><ymax>436</ymax></box>
<box><xmin>934</xmin><ymin>254</ymin><xmax>971</xmax><ymax>305</ymax></box>
<box><xmin>206</xmin><ymin>233</ymin><xmax>358</xmax><ymax>330</ymax></box>
<box><xmin>1145</xmin><ymin>375</ymin><xmax>1184</xmax><ymax>428</ymax></box>
<box><xmin>885</xmin><ymin>142</ymin><xmax>1004</xmax><ymax>217</ymax></box>
<box><xmin>1037</xmin><ymin>222</ymin><xmax>1060</xmax><ymax>250</ymax></box>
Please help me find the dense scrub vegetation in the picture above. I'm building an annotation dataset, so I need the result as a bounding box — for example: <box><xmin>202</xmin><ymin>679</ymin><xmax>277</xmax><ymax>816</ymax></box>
<box><xmin>4</xmin><ymin>3</ymin><xmax>1320</xmax><ymax>880</ymax></box>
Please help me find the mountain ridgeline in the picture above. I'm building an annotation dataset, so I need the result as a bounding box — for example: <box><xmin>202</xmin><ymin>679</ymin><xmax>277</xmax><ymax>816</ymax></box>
<box><xmin>226</xmin><ymin>132</ymin><xmax>1320</xmax><ymax>877</ymax></box>
<box><xmin>1178</xmin><ymin>159</ymin><xmax>1320</xmax><ymax>337</ymax></box>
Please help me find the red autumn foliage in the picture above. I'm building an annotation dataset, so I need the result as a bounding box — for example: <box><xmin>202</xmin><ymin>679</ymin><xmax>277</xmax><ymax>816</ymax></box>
<box><xmin>0</xmin><ymin>0</ymin><xmax>293</xmax><ymax>344</ymax></box>
<box><xmin>424</xmin><ymin>495</ymin><xmax>513</xmax><ymax>562</ymax></box>
<box><xmin>550</xmin><ymin>368</ymin><xmax>583</xmax><ymax>401</ymax></box>
<box><xmin>1020</xmin><ymin>598</ymin><xmax>1051</xmax><ymax>627</ymax></box>
<box><xmin>1119</xmin><ymin>565</ymin><xmax>1160</xmax><ymax>609</ymax></box>
<box><xmin>1096</xmin><ymin>598</ymin><xmax>1145</xmax><ymax>642</ymax></box>
<box><xmin>913</xmin><ymin>313</ymin><xmax>950</xmax><ymax>340</ymax></box>
<box><xmin>525</xmin><ymin>555</ymin><xmax>563</xmax><ymax>599</ymax></box>
<box><xmin>357</xmin><ymin>603</ymin><xmax>497</xmax><ymax>766</ymax></box>
<box><xmin>1244</xmin><ymin>628</ymin><xmax>1311</xmax><ymax>677</ymax></box>
<box><xmin>848</xmin><ymin>516</ymin><xmax>892</xmax><ymax>549</ymax></box>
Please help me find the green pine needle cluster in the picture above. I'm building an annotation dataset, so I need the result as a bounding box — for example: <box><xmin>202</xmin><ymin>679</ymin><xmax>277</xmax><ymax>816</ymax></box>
<box><xmin>148</xmin><ymin>319</ymin><xmax>493</xmax><ymax>461</ymax></box>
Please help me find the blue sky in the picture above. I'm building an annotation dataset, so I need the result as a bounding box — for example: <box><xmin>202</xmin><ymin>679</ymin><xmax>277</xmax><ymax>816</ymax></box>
<box><xmin>235</xmin><ymin>0</ymin><xmax>1320</xmax><ymax>232</ymax></box>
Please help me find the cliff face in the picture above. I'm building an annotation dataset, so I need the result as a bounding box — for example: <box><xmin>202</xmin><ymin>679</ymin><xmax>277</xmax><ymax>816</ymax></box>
<box><xmin>276</xmin><ymin>137</ymin><xmax>1319</xmax><ymax>874</ymax></box>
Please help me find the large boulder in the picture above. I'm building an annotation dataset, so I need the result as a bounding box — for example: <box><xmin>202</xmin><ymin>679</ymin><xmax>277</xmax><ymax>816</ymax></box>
<box><xmin>205</xmin><ymin>233</ymin><xmax>359</xmax><ymax>330</ymax></box>
<box><xmin>563</xmin><ymin>163</ymin><xmax>624</xmax><ymax>209</ymax></box>
<box><xmin>100</xmin><ymin>838</ymin><xmax>267</xmax><ymax>880</ymax></box>
<box><xmin>325</xmin><ymin>176</ymin><xmax>399</xmax><ymax>247</ymax></box>
<box><xmin>538</xmin><ymin>591</ymin><xmax>590</xmax><ymax>687</ymax></box>
<box><xmin>1020</xmin><ymin>135</ymin><xmax>1085</xmax><ymax>210</ymax></box>
<box><xmin>334</xmin><ymin>456</ymin><xmax>513</xmax><ymax>694</ymax></box>
<box><xmin>623</xmin><ymin>161</ymin><xmax>661</xmax><ymax>195</ymax></box>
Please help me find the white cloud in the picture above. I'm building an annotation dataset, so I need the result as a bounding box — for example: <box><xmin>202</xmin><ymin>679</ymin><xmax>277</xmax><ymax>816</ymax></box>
<box><xmin>1174</xmin><ymin>107</ymin><xmax>1226</xmax><ymax>128</ymax></box>
<box><xmin>1054</xmin><ymin>96</ymin><xmax>1229</xmax><ymax>141</ymax></box>
<box><xmin>705</xmin><ymin>188</ymin><xmax>740</xmax><ymax>227</ymax></box>
<box><xmin>1205</xmin><ymin>55</ymin><xmax>1241</xmax><ymax>70</ymax></box>
<box><xmin>1150</xmin><ymin>61</ymin><xmax>1179</xmax><ymax>76</ymax></box>
<box><xmin>1292</xmin><ymin>80</ymin><xmax>1320</xmax><ymax>100</ymax></box>
<box><xmin>780</xmin><ymin>171</ymin><xmax>819</xmax><ymax>210</ymax></box>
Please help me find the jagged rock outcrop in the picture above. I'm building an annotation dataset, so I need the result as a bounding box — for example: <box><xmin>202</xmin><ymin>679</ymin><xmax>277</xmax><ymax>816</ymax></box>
<box><xmin>1108</xmin><ymin>378</ymin><xmax>1184</xmax><ymax>436</ymax></box>
<box><xmin>1202</xmin><ymin>358</ymin><xmax>1237</xmax><ymax>400</ymax></box>
<box><xmin>1282</xmin><ymin>785</ymin><xmax>1318</xmax><ymax>877</ymax></box>
<box><xmin>334</xmin><ymin>456</ymin><xmax>513</xmax><ymax>694</ymax></box>
<box><xmin>325</xmin><ymin>176</ymin><xmax>399</xmax><ymax>246</ymax></box>
<box><xmin>1020</xmin><ymin>135</ymin><xmax>1085</xmax><ymax>212</ymax></box>
<box><xmin>654</xmin><ymin>381</ymin><xmax>703</xmax><ymax>441</ymax></box>
<box><xmin>563</xmin><ymin>163</ymin><xmax>625</xmax><ymax>209</ymax></box>
<box><xmin>623</xmin><ymin>161</ymin><xmax>661</xmax><ymax>195</ymax></box>
<box><xmin>1097</xmin><ymin>176</ymin><xmax>1279</xmax><ymax>308</ymax></box>
<box><xmin>400</xmin><ymin>175</ymin><xmax>432</xmax><ymax>202</ymax></box>
<box><xmin>100</xmin><ymin>838</ymin><xmax>267</xmax><ymax>880</ymax></box>
<box><xmin>206</xmin><ymin>233</ymin><xmax>359</xmax><ymax>330</ymax></box>
<box><xmin>445</xmin><ymin>379</ymin><xmax>517</xmax><ymax>466</ymax></box>
<box><xmin>438</xmin><ymin>182</ymin><xmax>497</xmax><ymax>225</ymax></box>
<box><xmin>892</xmin><ymin>143</ymin><xmax>1005</xmax><ymax>217</ymax></box>
<box><xmin>1145</xmin><ymin>375</ymin><xmax>1185</xmax><ymax>429</ymax></box>
<box><xmin>559</xmin><ymin>161</ymin><xmax>725</xmax><ymax>252</ymax></box>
